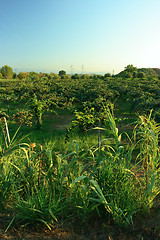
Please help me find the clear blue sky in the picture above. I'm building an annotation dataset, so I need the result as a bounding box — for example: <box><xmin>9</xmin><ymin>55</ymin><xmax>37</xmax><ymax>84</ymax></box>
<box><xmin>0</xmin><ymin>0</ymin><xmax>160</xmax><ymax>74</ymax></box>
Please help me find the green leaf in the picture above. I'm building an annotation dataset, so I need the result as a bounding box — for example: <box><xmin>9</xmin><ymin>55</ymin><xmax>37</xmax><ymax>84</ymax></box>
<box><xmin>70</xmin><ymin>175</ymin><xmax>86</xmax><ymax>189</ymax></box>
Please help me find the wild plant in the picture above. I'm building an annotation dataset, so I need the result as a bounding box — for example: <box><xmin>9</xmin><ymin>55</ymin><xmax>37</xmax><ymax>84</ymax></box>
<box><xmin>134</xmin><ymin>110</ymin><xmax>160</xmax><ymax>171</ymax></box>
<box><xmin>0</xmin><ymin>108</ymin><xmax>160</xmax><ymax>230</ymax></box>
<box><xmin>134</xmin><ymin>111</ymin><xmax>160</xmax><ymax>209</ymax></box>
<box><xmin>0</xmin><ymin>118</ymin><xmax>29</xmax><ymax>212</ymax></box>
<box><xmin>88</xmin><ymin>107</ymin><xmax>159</xmax><ymax>225</ymax></box>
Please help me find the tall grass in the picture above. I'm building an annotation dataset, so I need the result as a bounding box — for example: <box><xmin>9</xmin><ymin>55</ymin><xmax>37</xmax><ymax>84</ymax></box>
<box><xmin>134</xmin><ymin>111</ymin><xmax>160</xmax><ymax>210</ymax></box>
<box><xmin>0</xmin><ymin>109</ymin><xmax>159</xmax><ymax>230</ymax></box>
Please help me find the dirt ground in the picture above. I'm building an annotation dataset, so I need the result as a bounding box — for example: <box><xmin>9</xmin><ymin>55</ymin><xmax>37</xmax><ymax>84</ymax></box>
<box><xmin>0</xmin><ymin>207</ymin><xmax>160</xmax><ymax>240</ymax></box>
<box><xmin>44</xmin><ymin>113</ymin><xmax>74</xmax><ymax>131</ymax></box>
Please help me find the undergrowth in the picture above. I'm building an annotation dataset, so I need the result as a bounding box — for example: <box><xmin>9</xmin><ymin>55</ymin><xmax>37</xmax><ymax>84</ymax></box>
<box><xmin>0</xmin><ymin>109</ymin><xmax>159</xmax><ymax>231</ymax></box>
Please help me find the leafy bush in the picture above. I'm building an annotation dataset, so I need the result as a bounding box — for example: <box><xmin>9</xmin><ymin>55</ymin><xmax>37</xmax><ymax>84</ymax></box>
<box><xmin>12</xmin><ymin>110</ymin><xmax>33</xmax><ymax>127</ymax></box>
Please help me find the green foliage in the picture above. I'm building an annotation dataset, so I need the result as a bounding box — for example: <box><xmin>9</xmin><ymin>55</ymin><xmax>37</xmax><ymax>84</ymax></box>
<box><xmin>67</xmin><ymin>101</ymin><xmax>113</xmax><ymax>134</ymax></box>
<box><xmin>104</xmin><ymin>73</ymin><xmax>112</xmax><ymax>78</ymax></box>
<box><xmin>67</xmin><ymin>106</ymin><xmax>98</xmax><ymax>133</ymax></box>
<box><xmin>29</xmin><ymin>72</ymin><xmax>39</xmax><ymax>81</ymax></box>
<box><xmin>125</xmin><ymin>72</ymin><xmax>132</xmax><ymax>78</ymax></box>
<box><xmin>125</xmin><ymin>64</ymin><xmax>137</xmax><ymax>73</ymax></box>
<box><xmin>0</xmin><ymin>65</ymin><xmax>13</xmax><ymax>79</ymax></box>
<box><xmin>12</xmin><ymin>110</ymin><xmax>33</xmax><ymax>127</ymax></box>
<box><xmin>137</xmin><ymin>68</ymin><xmax>160</xmax><ymax>78</ymax></box>
<box><xmin>133</xmin><ymin>111</ymin><xmax>160</xmax><ymax>210</ymax></box>
<box><xmin>0</xmin><ymin>64</ymin><xmax>160</xmax><ymax>230</ymax></box>
<box><xmin>0</xmin><ymin>72</ymin><xmax>3</xmax><ymax>79</ymax></box>
<box><xmin>58</xmin><ymin>70</ymin><xmax>66</xmax><ymax>78</ymax></box>
<box><xmin>0</xmin><ymin>68</ymin><xmax>160</xmax><ymax>131</ymax></box>
<box><xmin>18</xmin><ymin>72</ymin><xmax>29</xmax><ymax>80</ymax></box>
<box><xmin>137</xmin><ymin>71</ymin><xmax>146</xmax><ymax>78</ymax></box>
<box><xmin>71</xmin><ymin>73</ymin><xmax>81</xmax><ymax>79</ymax></box>
<box><xmin>134</xmin><ymin>111</ymin><xmax>159</xmax><ymax>170</ymax></box>
<box><xmin>0</xmin><ymin>110</ymin><xmax>159</xmax><ymax>229</ymax></box>
<box><xmin>29</xmin><ymin>94</ymin><xmax>46</xmax><ymax>129</ymax></box>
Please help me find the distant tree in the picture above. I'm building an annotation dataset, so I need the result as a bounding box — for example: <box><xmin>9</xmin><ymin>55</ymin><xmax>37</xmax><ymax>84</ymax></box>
<box><xmin>93</xmin><ymin>74</ymin><xmax>103</xmax><ymax>79</ymax></box>
<box><xmin>71</xmin><ymin>73</ymin><xmax>81</xmax><ymax>79</ymax></box>
<box><xmin>18</xmin><ymin>72</ymin><xmax>29</xmax><ymax>80</ymax></box>
<box><xmin>58</xmin><ymin>70</ymin><xmax>66</xmax><ymax>78</ymax></box>
<box><xmin>0</xmin><ymin>65</ymin><xmax>13</xmax><ymax>79</ymax></box>
<box><xmin>29</xmin><ymin>71</ymin><xmax>39</xmax><ymax>81</ymax></box>
<box><xmin>0</xmin><ymin>72</ymin><xmax>3</xmax><ymax>79</ymax></box>
<box><xmin>104</xmin><ymin>73</ymin><xmax>112</xmax><ymax>78</ymax></box>
<box><xmin>125</xmin><ymin>72</ymin><xmax>132</xmax><ymax>78</ymax></box>
<box><xmin>50</xmin><ymin>73</ymin><xmax>60</xmax><ymax>80</ymax></box>
<box><xmin>44</xmin><ymin>73</ymin><xmax>50</xmax><ymax>79</ymax></box>
<box><xmin>137</xmin><ymin>72</ymin><xmax>146</xmax><ymax>78</ymax></box>
<box><xmin>81</xmin><ymin>74</ymin><xmax>90</xmax><ymax>80</ymax></box>
<box><xmin>38</xmin><ymin>72</ymin><xmax>45</xmax><ymax>78</ymax></box>
<box><xmin>132</xmin><ymin>71</ymin><xmax>137</xmax><ymax>78</ymax></box>
<box><xmin>124</xmin><ymin>64</ymin><xmax>137</xmax><ymax>74</ymax></box>
<box><xmin>13</xmin><ymin>72</ymin><xmax>17</xmax><ymax>79</ymax></box>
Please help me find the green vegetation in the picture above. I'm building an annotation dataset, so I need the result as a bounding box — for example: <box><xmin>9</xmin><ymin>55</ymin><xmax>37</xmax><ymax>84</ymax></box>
<box><xmin>0</xmin><ymin>65</ymin><xmax>13</xmax><ymax>79</ymax></box>
<box><xmin>0</xmin><ymin>64</ymin><xmax>160</xmax><ymax>232</ymax></box>
<box><xmin>0</xmin><ymin>108</ymin><xmax>159</xmax><ymax>230</ymax></box>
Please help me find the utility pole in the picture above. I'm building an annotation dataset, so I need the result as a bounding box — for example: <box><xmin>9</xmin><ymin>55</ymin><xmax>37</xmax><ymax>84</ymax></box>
<box><xmin>70</xmin><ymin>65</ymin><xmax>73</xmax><ymax>75</ymax></box>
<box><xmin>81</xmin><ymin>64</ymin><xmax>84</xmax><ymax>74</ymax></box>
<box><xmin>15</xmin><ymin>68</ymin><xmax>17</xmax><ymax>78</ymax></box>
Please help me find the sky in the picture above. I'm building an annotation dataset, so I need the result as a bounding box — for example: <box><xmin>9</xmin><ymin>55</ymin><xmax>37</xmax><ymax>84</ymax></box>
<box><xmin>0</xmin><ymin>0</ymin><xmax>160</xmax><ymax>74</ymax></box>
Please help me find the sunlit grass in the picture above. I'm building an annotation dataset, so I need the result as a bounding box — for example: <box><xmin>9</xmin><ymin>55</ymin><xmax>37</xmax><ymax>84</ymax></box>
<box><xmin>0</xmin><ymin>109</ymin><xmax>159</xmax><ymax>230</ymax></box>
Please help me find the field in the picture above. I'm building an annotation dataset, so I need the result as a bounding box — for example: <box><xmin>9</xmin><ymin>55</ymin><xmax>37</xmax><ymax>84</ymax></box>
<box><xmin>0</xmin><ymin>72</ymin><xmax>160</xmax><ymax>239</ymax></box>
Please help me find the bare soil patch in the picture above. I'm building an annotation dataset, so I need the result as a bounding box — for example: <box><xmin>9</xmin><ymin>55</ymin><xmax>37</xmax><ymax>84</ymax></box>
<box><xmin>0</xmin><ymin>208</ymin><xmax>160</xmax><ymax>240</ymax></box>
<box><xmin>45</xmin><ymin>114</ymin><xmax>73</xmax><ymax>130</ymax></box>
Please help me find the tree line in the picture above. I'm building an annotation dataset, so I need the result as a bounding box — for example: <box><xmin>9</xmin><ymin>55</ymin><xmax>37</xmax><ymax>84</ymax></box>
<box><xmin>1</xmin><ymin>64</ymin><xmax>159</xmax><ymax>80</ymax></box>
<box><xmin>0</xmin><ymin>65</ymin><xmax>113</xmax><ymax>80</ymax></box>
